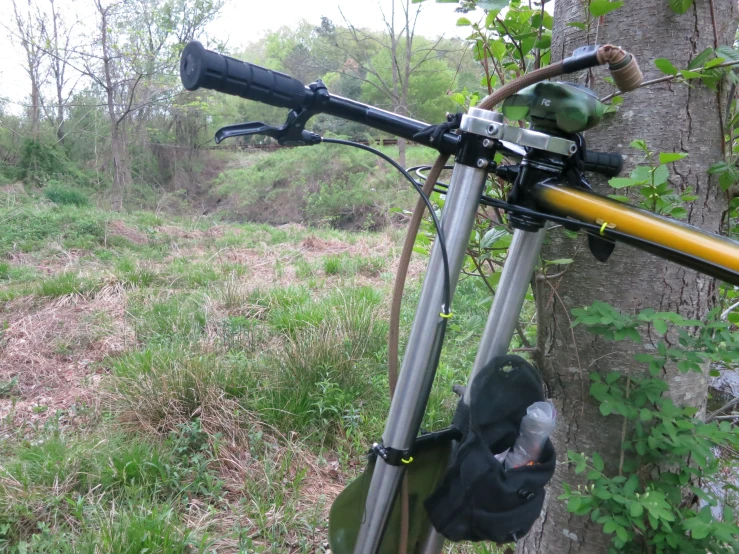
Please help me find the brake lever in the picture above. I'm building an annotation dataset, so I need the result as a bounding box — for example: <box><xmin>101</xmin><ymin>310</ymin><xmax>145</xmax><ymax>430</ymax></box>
<box><xmin>214</xmin><ymin>108</ymin><xmax>322</xmax><ymax>146</ymax></box>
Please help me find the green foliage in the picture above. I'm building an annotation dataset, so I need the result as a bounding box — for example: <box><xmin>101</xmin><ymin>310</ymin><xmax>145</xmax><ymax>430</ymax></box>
<box><xmin>44</xmin><ymin>184</ymin><xmax>90</xmax><ymax>207</ymax></box>
<box><xmin>651</xmin><ymin>47</ymin><xmax>736</xmax><ymax>91</ymax></box>
<box><xmin>455</xmin><ymin>0</ymin><xmax>552</xmax><ymax>92</ymax></box>
<box><xmin>563</xmin><ymin>302</ymin><xmax>739</xmax><ymax>552</ymax></box>
<box><xmin>607</xmin><ymin>140</ymin><xmax>695</xmax><ymax>217</ymax></box>
<box><xmin>572</xmin><ymin>301</ymin><xmax>739</xmax><ymax>375</ymax></box>
<box><xmin>16</xmin><ymin>139</ymin><xmax>86</xmax><ymax>185</ymax></box>
<box><xmin>213</xmin><ymin>143</ymin><xmax>431</xmax><ymax>229</ymax></box>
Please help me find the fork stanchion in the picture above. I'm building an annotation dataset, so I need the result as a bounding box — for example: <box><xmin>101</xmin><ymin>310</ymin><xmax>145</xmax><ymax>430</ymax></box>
<box><xmin>352</xmin><ymin>164</ymin><xmax>489</xmax><ymax>554</ymax></box>
<box><xmin>419</xmin><ymin>227</ymin><xmax>547</xmax><ymax>554</ymax></box>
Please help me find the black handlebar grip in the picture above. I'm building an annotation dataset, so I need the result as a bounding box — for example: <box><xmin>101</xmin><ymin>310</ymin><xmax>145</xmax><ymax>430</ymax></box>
<box><xmin>180</xmin><ymin>41</ymin><xmax>311</xmax><ymax>110</ymax></box>
<box><xmin>582</xmin><ymin>150</ymin><xmax>623</xmax><ymax>177</ymax></box>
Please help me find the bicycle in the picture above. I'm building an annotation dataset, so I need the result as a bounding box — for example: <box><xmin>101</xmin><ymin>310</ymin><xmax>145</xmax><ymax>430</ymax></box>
<box><xmin>178</xmin><ymin>41</ymin><xmax>739</xmax><ymax>554</ymax></box>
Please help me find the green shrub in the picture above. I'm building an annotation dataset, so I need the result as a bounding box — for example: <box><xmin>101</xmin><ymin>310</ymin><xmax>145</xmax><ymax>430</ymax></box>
<box><xmin>212</xmin><ymin>144</ymin><xmax>427</xmax><ymax>228</ymax></box>
<box><xmin>44</xmin><ymin>184</ymin><xmax>90</xmax><ymax>207</ymax></box>
<box><xmin>16</xmin><ymin>139</ymin><xmax>84</xmax><ymax>185</ymax></box>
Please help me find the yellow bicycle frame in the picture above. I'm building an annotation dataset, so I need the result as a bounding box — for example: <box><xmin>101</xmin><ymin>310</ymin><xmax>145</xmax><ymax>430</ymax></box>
<box><xmin>532</xmin><ymin>182</ymin><xmax>739</xmax><ymax>286</ymax></box>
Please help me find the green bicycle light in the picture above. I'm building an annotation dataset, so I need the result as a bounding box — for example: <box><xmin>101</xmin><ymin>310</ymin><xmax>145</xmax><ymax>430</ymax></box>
<box><xmin>501</xmin><ymin>81</ymin><xmax>607</xmax><ymax>134</ymax></box>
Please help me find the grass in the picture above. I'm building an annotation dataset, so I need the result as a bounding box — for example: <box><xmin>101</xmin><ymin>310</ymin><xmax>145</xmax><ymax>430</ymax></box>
<box><xmin>43</xmin><ymin>184</ymin><xmax>90</xmax><ymax>207</ymax></box>
<box><xmin>35</xmin><ymin>272</ymin><xmax>96</xmax><ymax>297</ymax></box>
<box><xmin>0</xmin><ymin>198</ymin><xmax>504</xmax><ymax>553</ymax></box>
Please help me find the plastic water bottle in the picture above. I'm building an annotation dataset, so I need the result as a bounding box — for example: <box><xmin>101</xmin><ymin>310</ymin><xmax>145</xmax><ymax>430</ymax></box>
<box><xmin>504</xmin><ymin>401</ymin><xmax>556</xmax><ymax>469</ymax></box>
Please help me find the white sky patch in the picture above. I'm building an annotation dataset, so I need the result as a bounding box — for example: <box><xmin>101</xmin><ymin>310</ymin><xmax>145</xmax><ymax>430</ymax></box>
<box><xmin>0</xmin><ymin>0</ymin><xmax>465</xmax><ymax>110</ymax></box>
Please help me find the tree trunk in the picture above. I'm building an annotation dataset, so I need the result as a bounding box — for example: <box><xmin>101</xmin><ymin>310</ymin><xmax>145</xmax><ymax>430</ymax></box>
<box><xmin>30</xmin><ymin>81</ymin><xmax>40</xmax><ymax>138</ymax></box>
<box><xmin>520</xmin><ymin>1</ymin><xmax>737</xmax><ymax>553</ymax></box>
<box><xmin>99</xmin><ymin>1</ymin><xmax>130</xmax><ymax>212</ymax></box>
<box><xmin>110</xmin><ymin>124</ymin><xmax>130</xmax><ymax>212</ymax></box>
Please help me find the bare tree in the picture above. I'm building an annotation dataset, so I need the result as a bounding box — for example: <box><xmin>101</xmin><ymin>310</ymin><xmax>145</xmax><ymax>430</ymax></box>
<box><xmin>12</xmin><ymin>0</ymin><xmax>46</xmax><ymax>138</ymax></box>
<box><xmin>40</xmin><ymin>0</ymin><xmax>78</xmax><ymax>143</ymax></box>
<box><xmin>82</xmin><ymin>0</ymin><xmax>222</xmax><ymax>211</ymax></box>
<box><xmin>335</xmin><ymin>0</ymin><xmax>444</xmax><ymax>167</ymax></box>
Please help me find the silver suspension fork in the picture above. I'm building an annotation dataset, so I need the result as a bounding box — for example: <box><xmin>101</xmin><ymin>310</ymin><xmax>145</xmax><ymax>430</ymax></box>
<box><xmin>352</xmin><ymin>164</ymin><xmax>488</xmax><ymax>554</ymax></box>
<box><xmin>419</xmin><ymin>227</ymin><xmax>547</xmax><ymax>554</ymax></box>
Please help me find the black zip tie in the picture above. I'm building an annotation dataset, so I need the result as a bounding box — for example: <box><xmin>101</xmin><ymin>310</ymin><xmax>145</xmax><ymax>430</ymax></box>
<box><xmin>413</xmin><ymin>112</ymin><xmax>463</xmax><ymax>145</ymax></box>
<box><xmin>371</xmin><ymin>442</ymin><xmax>414</xmax><ymax>466</ymax></box>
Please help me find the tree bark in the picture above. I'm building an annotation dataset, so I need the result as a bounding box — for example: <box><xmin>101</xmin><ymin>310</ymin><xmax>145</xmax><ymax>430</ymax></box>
<box><xmin>521</xmin><ymin>1</ymin><xmax>737</xmax><ymax>553</ymax></box>
<box><xmin>98</xmin><ymin>0</ymin><xmax>130</xmax><ymax>212</ymax></box>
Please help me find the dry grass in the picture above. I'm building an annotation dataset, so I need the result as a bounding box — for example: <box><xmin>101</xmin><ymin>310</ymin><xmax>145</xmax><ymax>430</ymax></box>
<box><xmin>0</xmin><ymin>283</ymin><xmax>132</xmax><ymax>429</ymax></box>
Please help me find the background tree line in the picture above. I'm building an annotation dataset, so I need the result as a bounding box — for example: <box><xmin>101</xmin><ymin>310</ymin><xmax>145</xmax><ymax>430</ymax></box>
<box><xmin>0</xmin><ymin>0</ymin><xmax>479</xmax><ymax>210</ymax></box>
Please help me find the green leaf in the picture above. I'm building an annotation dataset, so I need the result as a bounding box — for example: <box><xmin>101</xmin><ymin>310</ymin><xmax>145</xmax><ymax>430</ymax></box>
<box><xmin>681</xmin><ymin>69</ymin><xmax>702</xmax><ymax>79</ymax></box>
<box><xmin>688</xmin><ymin>47</ymin><xmax>714</xmax><ymax>70</ymax></box>
<box><xmin>456</xmin><ymin>17</ymin><xmax>472</xmax><ymax>26</ymax></box>
<box><xmin>704</xmin><ymin>57</ymin><xmax>725</xmax><ymax>69</ymax></box>
<box><xmin>615</xmin><ymin>525</ymin><xmax>628</xmax><ymax>542</ymax></box>
<box><xmin>589</xmin><ymin>0</ymin><xmax>624</xmax><ymax>16</ymax></box>
<box><xmin>489</xmin><ymin>40</ymin><xmax>507</xmax><ymax>60</ymax></box>
<box><xmin>603</xmin><ymin>520</ymin><xmax>617</xmax><ymax>534</ymax></box>
<box><xmin>630</xmin><ymin>503</ymin><xmax>644</xmax><ymax>517</ymax></box>
<box><xmin>630</xmin><ymin>139</ymin><xmax>649</xmax><ymax>153</ymax></box>
<box><xmin>600</xmin><ymin>402</ymin><xmax>613</xmax><ymax>416</ymax></box>
<box><xmin>640</xmin><ymin>408</ymin><xmax>652</xmax><ymax>421</ymax></box>
<box><xmin>659</xmin><ymin>152</ymin><xmax>688</xmax><ymax>164</ymax></box>
<box><xmin>481</xmin><ymin>228</ymin><xmax>508</xmax><ymax>249</ymax></box>
<box><xmin>609</xmin><ymin>177</ymin><xmax>637</xmax><ymax>189</ymax></box>
<box><xmin>567</xmin><ymin>496</ymin><xmax>582</xmax><ymax>512</ymax></box>
<box><xmin>668</xmin><ymin>0</ymin><xmax>693</xmax><ymax>13</ymax></box>
<box><xmin>716</xmin><ymin>45</ymin><xmax>739</xmax><ymax>62</ymax></box>
<box><xmin>653</xmin><ymin>318</ymin><xmax>668</xmax><ymax>335</ymax></box>
<box><xmin>592</xmin><ymin>452</ymin><xmax>604</xmax><ymax>471</ymax></box>
<box><xmin>652</xmin><ymin>165</ymin><xmax>669</xmax><ymax>186</ymax></box>
<box><xmin>608</xmin><ymin>194</ymin><xmax>630</xmax><ymax>203</ymax></box>
<box><xmin>654</xmin><ymin>58</ymin><xmax>678</xmax><ymax>75</ymax></box>
<box><xmin>567</xmin><ymin>21</ymin><xmax>587</xmax><ymax>30</ymax></box>
<box><xmin>605</xmin><ymin>372</ymin><xmax>621</xmax><ymax>385</ymax></box>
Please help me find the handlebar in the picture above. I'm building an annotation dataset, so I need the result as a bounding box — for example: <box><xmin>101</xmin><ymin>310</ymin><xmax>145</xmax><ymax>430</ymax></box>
<box><xmin>180</xmin><ymin>41</ymin><xmax>312</xmax><ymax>110</ymax></box>
<box><xmin>179</xmin><ymin>41</ymin><xmax>623</xmax><ymax>177</ymax></box>
<box><xmin>582</xmin><ymin>150</ymin><xmax>623</xmax><ymax>177</ymax></box>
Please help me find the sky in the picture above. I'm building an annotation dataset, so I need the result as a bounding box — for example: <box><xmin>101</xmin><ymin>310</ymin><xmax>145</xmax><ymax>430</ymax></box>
<box><xmin>0</xmin><ymin>0</ymin><xmax>466</xmax><ymax>111</ymax></box>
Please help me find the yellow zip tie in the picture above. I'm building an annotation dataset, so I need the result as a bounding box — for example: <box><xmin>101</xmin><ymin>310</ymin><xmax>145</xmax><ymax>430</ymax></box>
<box><xmin>439</xmin><ymin>312</ymin><xmax>453</xmax><ymax>319</ymax></box>
<box><xmin>599</xmin><ymin>221</ymin><xmax>609</xmax><ymax>236</ymax></box>
<box><xmin>401</xmin><ymin>457</ymin><xmax>414</xmax><ymax>464</ymax></box>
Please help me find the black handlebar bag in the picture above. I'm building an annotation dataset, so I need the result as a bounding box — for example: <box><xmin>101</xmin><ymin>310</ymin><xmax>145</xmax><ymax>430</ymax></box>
<box><xmin>424</xmin><ymin>355</ymin><xmax>556</xmax><ymax>544</ymax></box>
